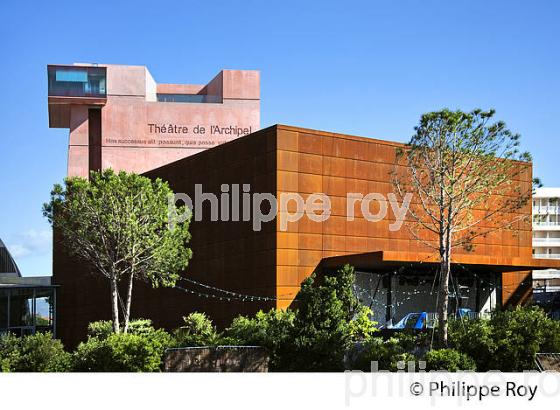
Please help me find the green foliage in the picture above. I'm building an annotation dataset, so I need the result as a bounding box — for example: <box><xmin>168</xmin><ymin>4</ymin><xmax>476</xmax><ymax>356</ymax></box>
<box><xmin>225</xmin><ymin>309</ymin><xmax>296</xmax><ymax>370</ymax></box>
<box><xmin>353</xmin><ymin>337</ymin><xmax>416</xmax><ymax>371</ymax></box>
<box><xmin>449</xmin><ymin>306</ymin><xmax>560</xmax><ymax>371</ymax></box>
<box><xmin>286</xmin><ymin>265</ymin><xmax>377</xmax><ymax>371</ymax></box>
<box><xmin>43</xmin><ymin>169</ymin><xmax>192</xmax><ymax>287</ymax></box>
<box><xmin>224</xmin><ymin>265</ymin><xmax>378</xmax><ymax>371</ymax></box>
<box><xmin>87</xmin><ymin>318</ymin><xmax>165</xmax><ymax>339</ymax></box>
<box><xmin>448</xmin><ymin>317</ymin><xmax>496</xmax><ymax>371</ymax></box>
<box><xmin>43</xmin><ymin>169</ymin><xmax>192</xmax><ymax>331</ymax></box>
<box><xmin>541</xmin><ymin>318</ymin><xmax>560</xmax><ymax>353</ymax></box>
<box><xmin>74</xmin><ymin>320</ymin><xmax>174</xmax><ymax>372</ymax></box>
<box><xmin>424</xmin><ymin>348</ymin><xmax>476</xmax><ymax>372</ymax></box>
<box><xmin>0</xmin><ymin>333</ymin><xmax>22</xmax><ymax>372</ymax></box>
<box><xmin>73</xmin><ymin>332</ymin><xmax>171</xmax><ymax>372</ymax></box>
<box><xmin>0</xmin><ymin>332</ymin><xmax>71</xmax><ymax>372</ymax></box>
<box><xmin>489</xmin><ymin>306</ymin><xmax>557</xmax><ymax>371</ymax></box>
<box><xmin>174</xmin><ymin>312</ymin><xmax>222</xmax><ymax>347</ymax></box>
<box><xmin>393</xmin><ymin>109</ymin><xmax>533</xmax><ymax>346</ymax></box>
<box><xmin>348</xmin><ymin>306</ymin><xmax>379</xmax><ymax>342</ymax></box>
<box><xmin>389</xmin><ymin>331</ymin><xmax>431</xmax><ymax>357</ymax></box>
<box><xmin>352</xmin><ymin>306</ymin><xmax>559</xmax><ymax>372</ymax></box>
<box><xmin>87</xmin><ymin>320</ymin><xmax>114</xmax><ymax>339</ymax></box>
<box><xmin>73</xmin><ymin>336</ymin><xmax>114</xmax><ymax>371</ymax></box>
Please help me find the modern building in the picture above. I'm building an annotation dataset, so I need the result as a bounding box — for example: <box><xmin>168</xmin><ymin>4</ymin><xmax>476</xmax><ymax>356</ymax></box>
<box><xmin>0</xmin><ymin>238</ymin><xmax>57</xmax><ymax>336</ymax></box>
<box><xmin>532</xmin><ymin>187</ymin><xmax>560</xmax><ymax>316</ymax></box>
<box><xmin>48</xmin><ymin>63</ymin><xmax>260</xmax><ymax>177</ymax></box>
<box><xmin>52</xmin><ymin>123</ymin><xmax>560</xmax><ymax>347</ymax></box>
<box><xmin>47</xmin><ymin>63</ymin><xmax>560</xmax><ymax>347</ymax></box>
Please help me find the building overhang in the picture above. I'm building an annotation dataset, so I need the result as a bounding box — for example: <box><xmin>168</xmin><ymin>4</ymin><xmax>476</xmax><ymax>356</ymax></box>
<box><xmin>48</xmin><ymin>96</ymin><xmax>107</xmax><ymax>129</ymax></box>
<box><xmin>47</xmin><ymin>64</ymin><xmax>107</xmax><ymax>128</ymax></box>
<box><xmin>0</xmin><ymin>275</ymin><xmax>54</xmax><ymax>287</ymax></box>
<box><xmin>318</xmin><ymin>251</ymin><xmax>560</xmax><ymax>274</ymax></box>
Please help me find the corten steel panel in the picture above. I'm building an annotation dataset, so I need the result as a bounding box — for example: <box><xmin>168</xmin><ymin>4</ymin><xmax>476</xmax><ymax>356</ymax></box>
<box><xmin>273</xmin><ymin>125</ymin><xmax>536</xmax><ymax>309</ymax></box>
<box><xmin>53</xmin><ymin>127</ymin><xmax>277</xmax><ymax>348</ymax></box>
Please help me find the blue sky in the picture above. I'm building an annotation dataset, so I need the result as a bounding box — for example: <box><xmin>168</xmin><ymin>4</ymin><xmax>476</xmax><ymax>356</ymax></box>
<box><xmin>0</xmin><ymin>0</ymin><xmax>559</xmax><ymax>276</ymax></box>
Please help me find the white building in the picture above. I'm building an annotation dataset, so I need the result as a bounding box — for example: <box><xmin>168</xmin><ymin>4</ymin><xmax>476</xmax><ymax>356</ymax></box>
<box><xmin>532</xmin><ymin>188</ymin><xmax>560</xmax><ymax>298</ymax></box>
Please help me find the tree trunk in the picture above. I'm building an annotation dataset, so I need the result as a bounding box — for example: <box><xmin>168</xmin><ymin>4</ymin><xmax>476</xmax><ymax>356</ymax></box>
<box><xmin>123</xmin><ymin>271</ymin><xmax>134</xmax><ymax>333</ymax></box>
<box><xmin>110</xmin><ymin>277</ymin><xmax>120</xmax><ymax>333</ymax></box>
<box><xmin>437</xmin><ymin>252</ymin><xmax>451</xmax><ymax>347</ymax></box>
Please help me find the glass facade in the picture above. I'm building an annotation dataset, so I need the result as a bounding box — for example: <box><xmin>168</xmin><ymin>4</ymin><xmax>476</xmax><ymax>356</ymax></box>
<box><xmin>48</xmin><ymin>65</ymin><xmax>106</xmax><ymax>98</ymax></box>
<box><xmin>0</xmin><ymin>287</ymin><xmax>56</xmax><ymax>337</ymax></box>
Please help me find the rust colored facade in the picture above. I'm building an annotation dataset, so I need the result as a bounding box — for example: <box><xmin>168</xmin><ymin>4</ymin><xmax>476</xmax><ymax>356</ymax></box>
<box><xmin>53</xmin><ymin>125</ymin><xmax>559</xmax><ymax>347</ymax></box>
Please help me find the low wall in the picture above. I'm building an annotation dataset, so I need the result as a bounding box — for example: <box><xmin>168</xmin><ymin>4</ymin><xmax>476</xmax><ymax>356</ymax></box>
<box><xmin>164</xmin><ymin>346</ymin><xmax>269</xmax><ymax>372</ymax></box>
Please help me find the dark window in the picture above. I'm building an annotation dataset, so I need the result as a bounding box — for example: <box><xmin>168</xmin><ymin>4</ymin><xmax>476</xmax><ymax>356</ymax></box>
<box><xmin>0</xmin><ymin>290</ymin><xmax>7</xmax><ymax>328</ymax></box>
<box><xmin>9</xmin><ymin>288</ymin><xmax>34</xmax><ymax>327</ymax></box>
<box><xmin>0</xmin><ymin>287</ymin><xmax>56</xmax><ymax>336</ymax></box>
<box><xmin>156</xmin><ymin>94</ymin><xmax>221</xmax><ymax>103</ymax></box>
<box><xmin>88</xmin><ymin>109</ymin><xmax>102</xmax><ymax>172</ymax></box>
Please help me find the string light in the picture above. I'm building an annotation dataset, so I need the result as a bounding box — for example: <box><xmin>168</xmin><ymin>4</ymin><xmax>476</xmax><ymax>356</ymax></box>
<box><xmin>179</xmin><ymin>277</ymin><xmax>299</xmax><ymax>300</ymax></box>
<box><xmin>173</xmin><ymin>284</ymin><xmax>281</xmax><ymax>302</ymax></box>
<box><xmin>456</xmin><ymin>263</ymin><xmax>531</xmax><ymax>296</ymax></box>
<box><xmin>172</xmin><ymin>259</ymin><xmax>528</xmax><ymax>309</ymax></box>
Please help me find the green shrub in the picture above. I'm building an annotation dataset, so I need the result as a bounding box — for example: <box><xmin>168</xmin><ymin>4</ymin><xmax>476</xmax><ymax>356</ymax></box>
<box><xmin>449</xmin><ymin>306</ymin><xmax>560</xmax><ymax>371</ymax></box>
<box><xmin>225</xmin><ymin>309</ymin><xmax>296</xmax><ymax>370</ymax></box>
<box><xmin>541</xmin><ymin>318</ymin><xmax>560</xmax><ymax>353</ymax></box>
<box><xmin>448</xmin><ymin>317</ymin><xmax>496</xmax><ymax>371</ymax></box>
<box><xmin>72</xmin><ymin>336</ymin><xmax>114</xmax><ymax>371</ymax></box>
<box><xmin>348</xmin><ymin>306</ymin><xmax>379</xmax><ymax>342</ymax></box>
<box><xmin>352</xmin><ymin>337</ymin><xmax>416</xmax><ymax>371</ymax></box>
<box><xmin>286</xmin><ymin>265</ymin><xmax>376</xmax><ymax>371</ymax></box>
<box><xmin>390</xmin><ymin>331</ymin><xmax>431</xmax><ymax>356</ymax></box>
<box><xmin>424</xmin><ymin>348</ymin><xmax>476</xmax><ymax>372</ymax></box>
<box><xmin>87</xmin><ymin>318</ymin><xmax>157</xmax><ymax>339</ymax></box>
<box><xmin>87</xmin><ymin>320</ymin><xmax>114</xmax><ymax>339</ymax></box>
<box><xmin>174</xmin><ymin>312</ymin><xmax>222</xmax><ymax>347</ymax></box>
<box><xmin>0</xmin><ymin>333</ymin><xmax>22</xmax><ymax>372</ymax></box>
<box><xmin>109</xmin><ymin>332</ymin><xmax>171</xmax><ymax>372</ymax></box>
<box><xmin>0</xmin><ymin>332</ymin><xmax>71</xmax><ymax>372</ymax></box>
<box><xmin>224</xmin><ymin>265</ymin><xmax>378</xmax><ymax>371</ymax></box>
<box><xmin>74</xmin><ymin>319</ymin><xmax>174</xmax><ymax>372</ymax></box>
<box><xmin>489</xmin><ymin>306</ymin><xmax>553</xmax><ymax>371</ymax></box>
<box><xmin>127</xmin><ymin>318</ymin><xmax>157</xmax><ymax>336</ymax></box>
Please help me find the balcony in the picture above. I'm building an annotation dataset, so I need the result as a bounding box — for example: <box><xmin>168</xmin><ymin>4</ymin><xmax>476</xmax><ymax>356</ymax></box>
<box><xmin>532</xmin><ymin>237</ymin><xmax>560</xmax><ymax>246</ymax></box>
<box><xmin>533</xmin><ymin>221</ymin><xmax>560</xmax><ymax>231</ymax></box>
<box><xmin>533</xmin><ymin>206</ymin><xmax>560</xmax><ymax>215</ymax></box>
<box><xmin>533</xmin><ymin>254</ymin><xmax>560</xmax><ymax>259</ymax></box>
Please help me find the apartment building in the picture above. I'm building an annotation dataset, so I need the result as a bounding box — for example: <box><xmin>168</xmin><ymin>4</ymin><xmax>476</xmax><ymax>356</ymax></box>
<box><xmin>533</xmin><ymin>188</ymin><xmax>560</xmax><ymax>315</ymax></box>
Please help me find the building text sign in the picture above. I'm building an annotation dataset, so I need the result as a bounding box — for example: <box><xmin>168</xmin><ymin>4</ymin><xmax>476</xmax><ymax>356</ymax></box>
<box><xmin>105</xmin><ymin>123</ymin><xmax>254</xmax><ymax>148</ymax></box>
